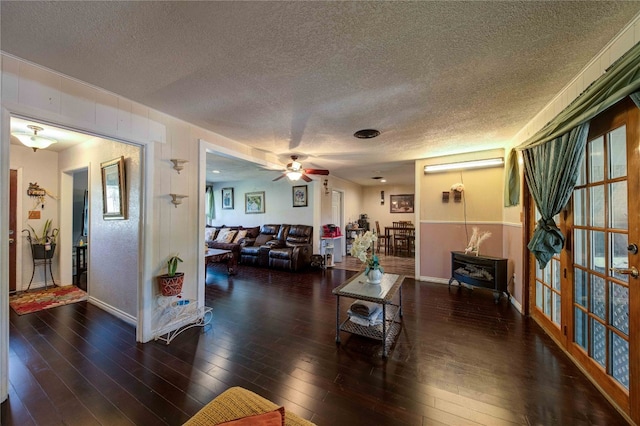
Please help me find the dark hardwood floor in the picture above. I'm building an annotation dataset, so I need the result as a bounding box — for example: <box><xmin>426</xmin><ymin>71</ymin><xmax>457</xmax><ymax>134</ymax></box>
<box><xmin>2</xmin><ymin>261</ymin><xmax>629</xmax><ymax>425</ymax></box>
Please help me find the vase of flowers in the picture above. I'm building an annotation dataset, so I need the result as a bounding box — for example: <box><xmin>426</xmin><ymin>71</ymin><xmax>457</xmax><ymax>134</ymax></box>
<box><xmin>350</xmin><ymin>230</ymin><xmax>384</xmax><ymax>284</ymax></box>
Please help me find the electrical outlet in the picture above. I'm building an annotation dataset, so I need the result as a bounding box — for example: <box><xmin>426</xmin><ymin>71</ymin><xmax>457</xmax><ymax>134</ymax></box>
<box><xmin>512</xmin><ymin>273</ymin><xmax>516</xmax><ymax>283</ymax></box>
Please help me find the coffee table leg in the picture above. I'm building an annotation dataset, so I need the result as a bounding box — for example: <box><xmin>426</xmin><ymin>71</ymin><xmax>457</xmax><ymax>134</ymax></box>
<box><xmin>227</xmin><ymin>253</ymin><xmax>237</xmax><ymax>275</ymax></box>
<box><xmin>382</xmin><ymin>304</ymin><xmax>387</xmax><ymax>357</ymax></box>
<box><xmin>335</xmin><ymin>295</ymin><xmax>341</xmax><ymax>344</ymax></box>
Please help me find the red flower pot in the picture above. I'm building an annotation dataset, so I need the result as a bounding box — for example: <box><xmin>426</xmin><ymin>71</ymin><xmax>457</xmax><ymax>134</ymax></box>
<box><xmin>158</xmin><ymin>273</ymin><xmax>184</xmax><ymax>296</ymax></box>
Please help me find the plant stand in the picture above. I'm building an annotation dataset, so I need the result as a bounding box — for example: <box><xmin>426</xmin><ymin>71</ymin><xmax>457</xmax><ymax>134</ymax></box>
<box><xmin>153</xmin><ymin>299</ymin><xmax>213</xmax><ymax>345</ymax></box>
<box><xmin>27</xmin><ymin>243</ymin><xmax>56</xmax><ymax>291</ymax></box>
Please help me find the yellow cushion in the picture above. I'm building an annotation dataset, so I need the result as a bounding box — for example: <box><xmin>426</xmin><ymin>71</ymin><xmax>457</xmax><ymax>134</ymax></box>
<box><xmin>184</xmin><ymin>387</ymin><xmax>314</xmax><ymax>426</ymax></box>
<box><xmin>233</xmin><ymin>230</ymin><xmax>248</xmax><ymax>244</ymax></box>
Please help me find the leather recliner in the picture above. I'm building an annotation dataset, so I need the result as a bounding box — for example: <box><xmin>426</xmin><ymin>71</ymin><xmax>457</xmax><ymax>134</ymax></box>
<box><xmin>240</xmin><ymin>224</ymin><xmax>288</xmax><ymax>267</ymax></box>
<box><xmin>268</xmin><ymin>225</ymin><xmax>313</xmax><ymax>271</ymax></box>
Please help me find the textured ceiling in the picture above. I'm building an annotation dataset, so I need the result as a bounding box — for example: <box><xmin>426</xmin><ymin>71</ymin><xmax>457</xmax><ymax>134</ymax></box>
<box><xmin>2</xmin><ymin>1</ymin><xmax>640</xmax><ymax>186</ymax></box>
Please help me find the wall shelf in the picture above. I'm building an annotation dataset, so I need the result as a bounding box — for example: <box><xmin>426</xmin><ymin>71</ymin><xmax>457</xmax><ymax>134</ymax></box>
<box><xmin>169</xmin><ymin>193</ymin><xmax>188</xmax><ymax>207</ymax></box>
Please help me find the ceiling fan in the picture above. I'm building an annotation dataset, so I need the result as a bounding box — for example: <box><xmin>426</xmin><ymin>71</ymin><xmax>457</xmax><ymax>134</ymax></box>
<box><xmin>273</xmin><ymin>155</ymin><xmax>329</xmax><ymax>182</ymax></box>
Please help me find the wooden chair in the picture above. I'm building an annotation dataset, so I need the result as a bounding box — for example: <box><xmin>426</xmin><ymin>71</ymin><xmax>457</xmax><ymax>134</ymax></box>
<box><xmin>375</xmin><ymin>221</ymin><xmax>389</xmax><ymax>254</ymax></box>
<box><xmin>393</xmin><ymin>221</ymin><xmax>411</xmax><ymax>256</ymax></box>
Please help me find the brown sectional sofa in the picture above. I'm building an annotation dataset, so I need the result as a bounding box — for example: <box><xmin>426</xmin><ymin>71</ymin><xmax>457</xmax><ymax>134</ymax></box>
<box><xmin>238</xmin><ymin>224</ymin><xmax>314</xmax><ymax>271</ymax></box>
<box><xmin>205</xmin><ymin>225</ymin><xmax>260</xmax><ymax>258</ymax></box>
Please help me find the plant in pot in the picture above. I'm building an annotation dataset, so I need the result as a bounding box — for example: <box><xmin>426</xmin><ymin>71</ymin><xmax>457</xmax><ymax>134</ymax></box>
<box><xmin>22</xmin><ymin>219</ymin><xmax>59</xmax><ymax>259</ymax></box>
<box><xmin>158</xmin><ymin>254</ymin><xmax>184</xmax><ymax>296</ymax></box>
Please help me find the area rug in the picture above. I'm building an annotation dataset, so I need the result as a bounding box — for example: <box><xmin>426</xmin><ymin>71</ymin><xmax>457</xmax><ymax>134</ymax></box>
<box><xmin>10</xmin><ymin>285</ymin><xmax>88</xmax><ymax>315</ymax></box>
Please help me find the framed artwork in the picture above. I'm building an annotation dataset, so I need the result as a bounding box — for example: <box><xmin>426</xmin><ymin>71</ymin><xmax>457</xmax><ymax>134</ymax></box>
<box><xmin>100</xmin><ymin>156</ymin><xmax>127</xmax><ymax>220</ymax></box>
<box><xmin>222</xmin><ymin>187</ymin><xmax>234</xmax><ymax>209</ymax></box>
<box><xmin>292</xmin><ymin>185</ymin><xmax>308</xmax><ymax>207</ymax></box>
<box><xmin>390</xmin><ymin>194</ymin><xmax>414</xmax><ymax>213</ymax></box>
<box><xmin>245</xmin><ymin>191</ymin><xmax>265</xmax><ymax>214</ymax></box>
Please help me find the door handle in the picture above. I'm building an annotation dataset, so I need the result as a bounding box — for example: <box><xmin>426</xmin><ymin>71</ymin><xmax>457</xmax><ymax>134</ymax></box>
<box><xmin>609</xmin><ymin>266</ymin><xmax>639</xmax><ymax>279</ymax></box>
<box><xmin>9</xmin><ymin>238</ymin><xmax>14</xmax><ymax>244</ymax></box>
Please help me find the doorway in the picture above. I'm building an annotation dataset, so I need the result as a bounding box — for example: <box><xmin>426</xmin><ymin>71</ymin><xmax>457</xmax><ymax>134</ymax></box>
<box><xmin>72</xmin><ymin>170</ymin><xmax>88</xmax><ymax>290</ymax></box>
<box><xmin>9</xmin><ymin>169</ymin><xmax>17</xmax><ymax>293</ymax></box>
<box><xmin>528</xmin><ymin>98</ymin><xmax>639</xmax><ymax>423</ymax></box>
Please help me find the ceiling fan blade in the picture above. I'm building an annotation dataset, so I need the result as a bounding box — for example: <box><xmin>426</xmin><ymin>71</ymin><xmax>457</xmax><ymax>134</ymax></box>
<box><xmin>272</xmin><ymin>174</ymin><xmax>286</xmax><ymax>181</ymax></box>
<box><xmin>301</xmin><ymin>174</ymin><xmax>312</xmax><ymax>182</ymax></box>
<box><xmin>304</xmin><ymin>169</ymin><xmax>329</xmax><ymax>175</ymax></box>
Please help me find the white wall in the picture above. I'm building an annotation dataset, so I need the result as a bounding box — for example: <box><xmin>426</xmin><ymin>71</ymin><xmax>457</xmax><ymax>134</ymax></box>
<box><xmin>10</xmin><ymin>144</ymin><xmax>60</xmax><ymax>290</ymax></box>
<box><xmin>209</xmin><ymin>178</ymin><xmax>315</xmax><ymax>228</ymax></box>
<box><xmin>59</xmin><ymin>138</ymin><xmax>142</xmax><ymax>319</ymax></box>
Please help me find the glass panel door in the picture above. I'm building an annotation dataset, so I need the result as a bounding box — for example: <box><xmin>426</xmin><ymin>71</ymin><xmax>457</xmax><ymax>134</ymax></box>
<box><xmin>572</xmin><ymin>125</ymin><xmax>630</xmax><ymax>390</ymax></box>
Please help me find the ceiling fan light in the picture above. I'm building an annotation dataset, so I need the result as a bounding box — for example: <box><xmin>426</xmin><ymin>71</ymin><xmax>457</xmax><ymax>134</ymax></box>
<box><xmin>287</xmin><ymin>171</ymin><xmax>302</xmax><ymax>181</ymax></box>
<box><xmin>13</xmin><ymin>125</ymin><xmax>57</xmax><ymax>152</ymax></box>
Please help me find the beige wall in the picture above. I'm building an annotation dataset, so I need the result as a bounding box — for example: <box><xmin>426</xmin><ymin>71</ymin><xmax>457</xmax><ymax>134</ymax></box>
<box><xmin>362</xmin><ymin>184</ymin><xmax>415</xmax><ymax>232</ymax></box>
<box><xmin>10</xmin><ymin>144</ymin><xmax>60</xmax><ymax>290</ymax></box>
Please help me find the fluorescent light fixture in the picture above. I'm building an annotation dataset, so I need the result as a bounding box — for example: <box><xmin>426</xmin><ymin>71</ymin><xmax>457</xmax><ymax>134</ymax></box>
<box><xmin>424</xmin><ymin>157</ymin><xmax>504</xmax><ymax>173</ymax></box>
<box><xmin>13</xmin><ymin>125</ymin><xmax>57</xmax><ymax>152</ymax></box>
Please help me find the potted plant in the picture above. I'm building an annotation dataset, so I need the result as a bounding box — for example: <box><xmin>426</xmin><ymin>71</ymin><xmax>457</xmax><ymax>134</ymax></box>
<box><xmin>22</xmin><ymin>219</ymin><xmax>59</xmax><ymax>259</ymax></box>
<box><xmin>158</xmin><ymin>254</ymin><xmax>184</xmax><ymax>296</ymax></box>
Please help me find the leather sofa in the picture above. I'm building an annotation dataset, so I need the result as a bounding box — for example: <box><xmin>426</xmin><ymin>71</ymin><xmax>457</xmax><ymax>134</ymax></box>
<box><xmin>239</xmin><ymin>224</ymin><xmax>286</xmax><ymax>267</ymax></box>
<box><xmin>205</xmin><ymin>225</ymin><xmax>260</xmax><ymax>258</ymax></box>
<box><xmin>269</xmin><ymin>225</ymin><xmax>313</xmax><ymax>271</ymax></box>
<box><xmin>240</xmin><ymin>224</ymin><xmax>313</xmax><ymax>271</ymax></box>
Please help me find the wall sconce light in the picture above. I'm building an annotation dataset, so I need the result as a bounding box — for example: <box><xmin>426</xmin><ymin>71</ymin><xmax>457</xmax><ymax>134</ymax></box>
<box><xmin>380</xmin><ymin>190</ymin><xmax>385</xmax><ymax>205</ymax></box>
<box><xmin>170</xmin><ymin>193</ymin><xmax>188</xmax><ymax>207</ymax></box>
<box><xmin>424</xmin><ymin>157</ymin><xmax>504</xmax><ymax>173</ymax></box>
<box><xmin>442</xmin><ymin>191</ymin><xmax>450</xmax><ymax>202</ymax></box>
<box><xmin>170</xmin><ymin>159</ymin><xmax>188</xmax><ymax>174</ymax></box>
<box><xmin>323</xmin><ymin>178</ymin><xmax>330</xmax><ymax>195</ymax></box>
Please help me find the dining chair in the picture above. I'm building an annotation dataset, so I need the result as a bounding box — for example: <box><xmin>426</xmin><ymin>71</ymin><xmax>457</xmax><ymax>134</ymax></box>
<box><xmin>375</xmin><ymin>221</ymin><xmax>389</xmax><ymax>254</ymax></box>
<box><xmin>393</xmin><ymin>221</ymin><xmax>411</xmax><ymax>256</ymax></box>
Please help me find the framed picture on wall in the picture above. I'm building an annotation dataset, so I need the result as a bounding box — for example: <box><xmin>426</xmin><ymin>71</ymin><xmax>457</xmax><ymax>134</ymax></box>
<box><xmin>245</xmin><ymin>191</ymin><xmax>265</xmax><ymax>214</ymax></box>
<box><xmin>100</xmin><ymin>156</ymin><xmax>127</xmax><ymax>220</ymax></box>
<box><xmin>292</xmin><ymin>185</ymin><xmax>308</xmax><ymax>207</ymax></box>
<box><xmin>390</xmin><ymin>194</ymin><xmax>414</xmax><ymax>213</ymax></box>
<box><xmin>222</xmin><ymin>187</ymin><xmax>234</xmax><ymax>209</ymax></box>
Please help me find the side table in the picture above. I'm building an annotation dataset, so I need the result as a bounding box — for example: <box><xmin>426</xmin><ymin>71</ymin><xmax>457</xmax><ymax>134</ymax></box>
<box><xmin>333</xmin><ymin>272</ymin><xmax>404</xmax><ymax>357</ymax></box>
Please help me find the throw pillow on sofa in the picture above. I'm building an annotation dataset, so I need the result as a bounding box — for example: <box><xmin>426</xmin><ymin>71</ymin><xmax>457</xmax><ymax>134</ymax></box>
<box><xmin>233</xmin><ymin>230</ymin><xmax>248</xmax><ymax>244</ymax></box>
<box><xmin>216</xmin><ymin>230</ymin><xmax>237</xmax><ymax>243</ymax></box>
<box><xmin>205</xmin><ymin>228</ymin><xmax>218</xmax><ymax>242</ymax></box>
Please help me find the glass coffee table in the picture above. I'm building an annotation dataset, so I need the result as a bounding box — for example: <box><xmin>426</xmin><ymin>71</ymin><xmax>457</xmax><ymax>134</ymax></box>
<box><xmin>333</xmin><ymin>272</ymin><xmax>404</xmax><ymax>357</ymax></box>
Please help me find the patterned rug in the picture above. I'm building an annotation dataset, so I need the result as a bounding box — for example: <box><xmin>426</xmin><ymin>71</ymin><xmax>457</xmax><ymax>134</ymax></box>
<box><xmin>10</xmin><ymin>285</ymin><xmax>88</xmax><ymax>315</ymax></box>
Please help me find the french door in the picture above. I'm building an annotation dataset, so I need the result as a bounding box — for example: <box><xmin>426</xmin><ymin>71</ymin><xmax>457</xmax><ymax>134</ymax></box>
<box><xmin>529</xmin><ymin>98</ymin><xmax>639</xmax><ymax>423</ymax></box>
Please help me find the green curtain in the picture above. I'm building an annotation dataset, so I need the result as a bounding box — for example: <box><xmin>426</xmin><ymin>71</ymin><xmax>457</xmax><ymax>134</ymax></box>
<box><xmin>205</xmin><ymin>186</ymin><xmax>215</xmax><ymax>222</ymax></box>
<box><xmin>518</xmin><ymin>41</ymin><xmax>640</xmax><ymax>150</ymax></box>
<box><xmin>631</xmin><ymin>91</ymin><xmax>640</xmax><ymax>108</ymax></box>
<box><xmin>522</xmin><ymin>122</ymin><xmax>589</xmax><ymax>269</ymax></box>
<box><xmin>504</xmin><ymin>149</ymin><xmax>520</xmax><ymax>207</ymax></box>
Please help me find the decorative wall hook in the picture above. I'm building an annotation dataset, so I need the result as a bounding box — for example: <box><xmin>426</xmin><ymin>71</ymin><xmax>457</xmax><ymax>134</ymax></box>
<box><xmin>170</xmin><ymin>194</ymin><xmax>188</xmax><ymax>207</ymax></box>
<box><xmin>170</xmin><ymin>159</ymin><xmax>188</xmax><ymax>174</ymax></box>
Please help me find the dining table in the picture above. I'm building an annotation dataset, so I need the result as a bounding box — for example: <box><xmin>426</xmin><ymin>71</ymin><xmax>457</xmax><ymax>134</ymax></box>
<box><xmin>384</xmin><ymin>225</ymin><xmax>415</xmax><ymax>255</ymax></box>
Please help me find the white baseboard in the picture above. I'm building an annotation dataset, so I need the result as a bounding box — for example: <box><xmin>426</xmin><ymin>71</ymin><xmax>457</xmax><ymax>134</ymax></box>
<box><xmin>417</xmin><ymin>276</ymin><xmax>450</xmax><ymax>285</ymax></box>
<box><xmin>88</xmin><ymin>296</ymin><xmax>136</xmax><ymax>326</ymax></box>
<box><xmin>418</xmin><ymin>276</ymin><xmax>523</xmax><ymax>313</ymax></box>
